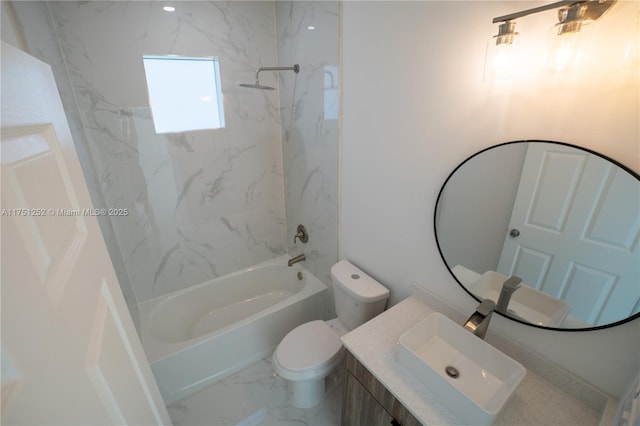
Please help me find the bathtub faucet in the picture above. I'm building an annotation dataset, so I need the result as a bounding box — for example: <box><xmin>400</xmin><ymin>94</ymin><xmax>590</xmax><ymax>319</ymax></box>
<box><xmin>288</xmin><ymin>254</ymin><xmax>306</xmax><ymax>267</ymax></box>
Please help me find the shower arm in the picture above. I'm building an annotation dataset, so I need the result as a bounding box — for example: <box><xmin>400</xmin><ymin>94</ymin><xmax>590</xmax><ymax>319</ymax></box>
<box><xmin>254</xmin><ymin>64</ymin><xmax>300</xmax><ymax>85</ymax></box>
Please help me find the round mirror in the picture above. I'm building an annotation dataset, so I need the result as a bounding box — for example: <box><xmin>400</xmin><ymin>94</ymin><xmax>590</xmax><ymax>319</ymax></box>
<box><xmin>435</xmin><ymin>140</ymin><xmax>640</xmax><ymax>331</ymax></box>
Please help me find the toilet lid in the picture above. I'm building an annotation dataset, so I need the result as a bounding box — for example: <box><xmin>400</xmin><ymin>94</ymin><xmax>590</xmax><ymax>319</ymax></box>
<box><xmin>276</xmin><ymin>320</ymin><xmax>343</xmax><ymax>372</ymax></box>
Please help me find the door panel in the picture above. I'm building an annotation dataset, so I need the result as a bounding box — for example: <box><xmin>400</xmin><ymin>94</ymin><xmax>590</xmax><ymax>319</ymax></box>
<box><xmin>1</xmin><ymin>41</ymin><xmax>170</xmax><ymax>425</ymax></box>
<box><xmin>583</xmin><ymin>166</ymin><xmax>639</xmax><ymax>250</ymax></box>
<box><xmin>526</xmin><ymin>149</ymin><xmax>586</xmax><ymax>232</ymax></box>
<box><xmin>2</xmin><ymin>125</ymin><xmax>88</xmax><ymax>305</ymax></box>
<box><xmin>510</xmin><ymin>246</ymin><xmax>552</xmax><ymax>290</ymax></box>
<box><xmin>559</xmin><ymin>264</ymin><xmax>616</xmax><ymax>324</ymax></box>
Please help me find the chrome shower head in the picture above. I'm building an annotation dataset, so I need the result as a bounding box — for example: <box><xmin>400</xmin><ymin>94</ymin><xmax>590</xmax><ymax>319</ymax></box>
<box><xmin>237</xmin><ymin>64</ymin><xmax>299</xmax><ymax>91</ymax></box>
<box><xmin>238</xmin><ymin>83</ymin><xmax>276</xmax><ymax>90</ymax></box>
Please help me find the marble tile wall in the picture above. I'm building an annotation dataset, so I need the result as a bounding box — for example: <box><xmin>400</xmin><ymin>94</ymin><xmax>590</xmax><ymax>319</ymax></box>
<box><xmin>11</xmin><ymin>0</ymin><xmax>140</xmax><ymax>325</ymax></box>
<box><xmin>276</xmin><ymin>1</ymin><xmax>340</xmax><ymax>316</ymax></box>
<box><xmin>17</xmin><ymin>1</ymin><xmax>288</xmax><ymax>303</ymax></box>
<box><xmin>13</xmin><ymin>1</ymin><xmax>340</xmax><ymax>316</ymax></box>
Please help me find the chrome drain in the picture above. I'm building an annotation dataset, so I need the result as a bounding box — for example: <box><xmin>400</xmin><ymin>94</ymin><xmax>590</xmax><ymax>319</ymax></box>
<box><xmin>445</xmin><ymin>366</ymin><xmax>460</xmax><ymax>379</ymax></box>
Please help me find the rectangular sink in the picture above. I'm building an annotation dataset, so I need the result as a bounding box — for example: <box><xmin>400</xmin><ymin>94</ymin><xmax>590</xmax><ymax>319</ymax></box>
<box><xmin>470</xmin><ymin>271</ymin><xmax>570</xmax><ymax>327</ymax></box>
<box><xmin>396</xmin><ymin>312</ymin><xmax>526</xmax><ymax>425</ymax></box>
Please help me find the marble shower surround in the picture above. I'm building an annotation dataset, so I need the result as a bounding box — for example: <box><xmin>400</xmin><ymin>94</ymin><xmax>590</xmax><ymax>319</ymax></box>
<box><xmin>12</xmin><ymin>0</ymin><xmax>340</xmax><ymax>313</ymax></box>
<box><xmin>276</xmin><ymin>1</ymin><xmax>340</xmax><ymax>315</ymax></box>
<box><xmin>45</xmin><ymin>1</ymin><xmax>288</xmax><ymax>302</ymax></box>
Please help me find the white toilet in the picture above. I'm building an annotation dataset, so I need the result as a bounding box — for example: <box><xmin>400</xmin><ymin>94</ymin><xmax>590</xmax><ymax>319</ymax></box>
<box><xmin>272</xmin><ymin>260</ymin><xmax>389</xmax><ymax>408</ymax></box>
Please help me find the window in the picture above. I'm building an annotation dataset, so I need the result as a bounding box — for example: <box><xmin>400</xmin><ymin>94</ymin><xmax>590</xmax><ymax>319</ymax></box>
<box><xmin>142</xmin><ymin>55</ymin><xmax>225</xmax><ymax>134</ymax></box>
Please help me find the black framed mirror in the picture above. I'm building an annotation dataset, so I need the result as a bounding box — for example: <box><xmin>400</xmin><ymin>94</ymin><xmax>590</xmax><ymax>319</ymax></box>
<box><xmin>435</xmin><ymin>140</ymin><xmax>640</xmax><ymax>331</ymax></box>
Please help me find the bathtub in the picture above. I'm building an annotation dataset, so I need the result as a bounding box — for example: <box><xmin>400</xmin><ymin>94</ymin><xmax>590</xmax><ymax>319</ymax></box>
<box><xmin>138</xmin><ymin>255</ymin><xmax>327</xmax><ymax>403</ymax></box>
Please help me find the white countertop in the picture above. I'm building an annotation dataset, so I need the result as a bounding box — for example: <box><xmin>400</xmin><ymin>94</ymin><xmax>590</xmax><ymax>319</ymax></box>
<box><xmin>341</xmin><ymin>296</ymin><xmax>612</xmax><ymax>425</ymax></box>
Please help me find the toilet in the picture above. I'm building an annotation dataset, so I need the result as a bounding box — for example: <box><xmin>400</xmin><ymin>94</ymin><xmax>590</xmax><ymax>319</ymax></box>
<box><xmin>272</xmin><ymin>260</ymin><xmax>390</xmax><ymax>408</ymax></box>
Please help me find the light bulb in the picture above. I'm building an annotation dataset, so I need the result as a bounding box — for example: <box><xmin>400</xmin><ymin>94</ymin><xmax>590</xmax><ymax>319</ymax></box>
<box><xmin>546</xmin><ymin>4</ymin><xmax>593</xmax><ymax>74</ymax></box>
<box><xmin>493</xmin><ymin>43</ymin><xmax>515</xmax><ymax>77</ymax></box>
<box><xmin>554</xmin><ymin>36</ymin><xmax>574</xmax><ymax>71</ymax></box>
<box><xmin>484</xmin><ymin>21</ymin><xmax>519</xmax><ymax>82</ymax></box>
<box><xmin>547</xmin><ymin>24</ymin><xmax>592</xmax><ymax>74</ymax></box>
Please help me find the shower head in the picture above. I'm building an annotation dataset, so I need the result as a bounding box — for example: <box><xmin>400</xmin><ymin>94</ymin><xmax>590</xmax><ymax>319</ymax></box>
<box><xmin>238</xmin><ymin>64</ymin><xmax>299</xmax><ymax>91</ymax></box>
<box><xmin>238</xmin><ymin>83</ymin><xmax>276</xmax><ymax>90</ymax></box>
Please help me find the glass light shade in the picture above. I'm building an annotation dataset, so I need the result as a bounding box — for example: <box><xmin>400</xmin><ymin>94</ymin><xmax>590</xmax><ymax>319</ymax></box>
<box><xmin>484</xmin><ymin>33</ymin><xmax>519</xmax><ymax>82</ymax></box>
<box><xmin>546</xmin><ymin>20</ymin><xmax>594</xmax><ymax>74</ymax></box>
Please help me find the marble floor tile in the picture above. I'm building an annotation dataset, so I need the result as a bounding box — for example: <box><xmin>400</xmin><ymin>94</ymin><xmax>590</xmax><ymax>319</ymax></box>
<box><xmin>167</xmin><ymin>355</ymin><xmax>343</xmax><ymax>426</ymax></box>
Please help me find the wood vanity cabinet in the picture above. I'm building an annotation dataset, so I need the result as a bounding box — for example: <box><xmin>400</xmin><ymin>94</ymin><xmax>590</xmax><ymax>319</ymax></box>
<box><xmin>341</xmin><ymin>350</ymin><xmax>422</xmax><ymax>426</ymax></box>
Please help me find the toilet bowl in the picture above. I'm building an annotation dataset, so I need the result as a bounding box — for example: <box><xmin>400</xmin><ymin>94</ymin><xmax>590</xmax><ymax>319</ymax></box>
<box><xmin>272</xmin><ymin>260</ymin><xmax>389</xmax><ymax>408</ymax></box>
<box><xmin>272</xmin><ymin>320</ymin><xmax>344</xmax><ymax>408</ymax></box>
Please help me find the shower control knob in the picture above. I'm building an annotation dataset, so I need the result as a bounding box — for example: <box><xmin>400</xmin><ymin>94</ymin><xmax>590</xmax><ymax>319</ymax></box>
<box><xmin>509</xmin><ymin>229</ymin><xmax>520</xmax><ymax>238</ymax></box>
<box><xmin>294</xmin><ymin>224</ymin><xmax>308</xmax><ymax>244</ymax></box>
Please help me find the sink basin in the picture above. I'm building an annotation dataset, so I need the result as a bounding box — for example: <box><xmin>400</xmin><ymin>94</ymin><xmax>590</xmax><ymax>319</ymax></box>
<box><xmin>470</xmin><ymin>271</ymin><xmax>570</xmax><ymax>327</ymax></box>
<box><xmin>395</xmin><ymin>312</ymin><xmax>526</xmax><ymax>425</ymax></box>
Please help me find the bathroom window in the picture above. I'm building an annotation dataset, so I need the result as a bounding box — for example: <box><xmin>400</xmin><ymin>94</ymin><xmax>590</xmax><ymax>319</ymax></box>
<box><xmin>142</xmin><ymin>55</ymin><xmax>225</xmax><ymax>134</ymax></box>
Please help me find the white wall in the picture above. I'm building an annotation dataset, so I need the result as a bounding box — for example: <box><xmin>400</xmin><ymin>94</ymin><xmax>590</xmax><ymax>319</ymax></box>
<box><xmin>341</xmin><ymin>0</ymin><xmax>639</xmax><ymax>398</ymax></box>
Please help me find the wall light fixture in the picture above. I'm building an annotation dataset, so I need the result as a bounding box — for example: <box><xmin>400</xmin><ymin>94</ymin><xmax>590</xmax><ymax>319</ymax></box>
<box><xmin>484</xmin><ymin>20</ymin><xmax>519</xmax><ymax>80</ymax></box>
<box><xmin>486</xmin><ymin>0</ymin><xmax>617</xmax><ymax>79</ymax></box>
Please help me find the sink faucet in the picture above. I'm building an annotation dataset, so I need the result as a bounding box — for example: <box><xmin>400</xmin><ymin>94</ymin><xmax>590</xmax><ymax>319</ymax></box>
<box><xmin>463</xmin><ymin>299</ymin><xmax>496</xmax><ymax>340</ymax></box>
<box><xmin>287</xmin><ymin>254</ymin><xmax>306</xmax><ymax>267</ymax></box>
<box><xmin>496</xmin><ymin>276</ymin><xmax>522</xmax><ymax>315</ymax></box>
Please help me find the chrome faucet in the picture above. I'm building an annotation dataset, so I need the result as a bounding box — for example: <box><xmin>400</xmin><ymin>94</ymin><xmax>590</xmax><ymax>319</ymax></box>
<box><xmin>287</xmin><ymin>254</ymin><xmax>306</xmax><ymax>267</ymax></box>
<box><xmin>463</xmin><ymin>299</ymin><xmax>496</xmax><ymax>340</ymax></box>
<box><xmin>496</xmin><ymin>276</ymin><xmax>522</xmax><ymax>315</ymax></box>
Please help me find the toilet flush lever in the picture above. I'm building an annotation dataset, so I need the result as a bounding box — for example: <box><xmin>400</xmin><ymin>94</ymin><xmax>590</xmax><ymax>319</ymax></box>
<box><xmin>294</xmin><ymin>224</ymin><xmax>308</xmax><ymax>244</ymax></box>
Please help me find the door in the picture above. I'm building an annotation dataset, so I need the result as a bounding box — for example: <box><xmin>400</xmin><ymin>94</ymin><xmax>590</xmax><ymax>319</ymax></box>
<box><xmin>1</xmin><ymin>42</ymin><xmax>171</xmax><ymax>424</ymax></box>
<box><xmin>497</xmin><ymin>143</ymin><xmax>639</xmax><ymax>326</ymax></box>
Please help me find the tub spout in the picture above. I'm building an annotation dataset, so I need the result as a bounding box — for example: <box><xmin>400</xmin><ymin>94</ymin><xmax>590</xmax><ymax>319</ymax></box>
<box><xmin>288</xmin><ymin>254</ymin><xmax>306</xmax><ymax>267</ymax></box>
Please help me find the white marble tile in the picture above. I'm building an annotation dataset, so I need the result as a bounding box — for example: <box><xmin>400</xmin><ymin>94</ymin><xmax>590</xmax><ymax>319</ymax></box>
<box><xmin>276</xmin><ymin>1</ymin><xmax>340</xmax><ymax>318</ymax></box>
<box><xmin>38</xmin><ymin>1</ymin><xmax>288</xmax><ymax>302</ymax></box>
<box><xmin>16</xmin><ymin>1</ymin><xmax>340</xmax><ymax>309</ymax></box>
<box><xmin>167</xmin><ymin>356</ymin><xmax>342</xmax><ymax>426</ymax></box>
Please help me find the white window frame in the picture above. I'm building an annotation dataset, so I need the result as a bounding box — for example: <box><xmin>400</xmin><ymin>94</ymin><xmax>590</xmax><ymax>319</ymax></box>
<box><xmin>142</xmin><ymin>55</ymin><xmax>225</xmax><ymax>134</ymax></box>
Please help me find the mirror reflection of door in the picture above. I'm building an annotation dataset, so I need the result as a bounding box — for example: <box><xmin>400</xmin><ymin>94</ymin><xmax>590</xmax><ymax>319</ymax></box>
<box><xmin>497</xmin><ymin>143</ymin><xmax>640</xmax><ymax>327</ymax></box>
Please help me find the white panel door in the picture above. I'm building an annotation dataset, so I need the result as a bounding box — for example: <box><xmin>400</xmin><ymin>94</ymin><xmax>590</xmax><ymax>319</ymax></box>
<box><xmin>497</xmin><ymin>143</ymin><xmax>640</xmax><ymax>326</ymax></box>
<box><xmin>1</xmin><ymin>41</ymin><xmax>171</xmax><ymax>425</ymax></box>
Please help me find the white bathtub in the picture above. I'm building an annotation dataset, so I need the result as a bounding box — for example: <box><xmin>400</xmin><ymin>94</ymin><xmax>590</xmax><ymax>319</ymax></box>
<box><xmin>138</xmin><ymin>256</ymin><xmax>327</xmax><ymax>403</ymax></box>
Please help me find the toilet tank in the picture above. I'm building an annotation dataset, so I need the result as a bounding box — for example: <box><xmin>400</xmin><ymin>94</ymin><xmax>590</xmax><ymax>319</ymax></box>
<box><xmin>331</xmin><ymin>260</ymin><xmax>390</xmax><ymax>331</ymax></box>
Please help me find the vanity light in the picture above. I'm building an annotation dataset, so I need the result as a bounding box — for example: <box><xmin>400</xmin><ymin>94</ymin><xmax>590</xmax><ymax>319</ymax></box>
<box><xmin>487</xmin><ymin>0</ymin><xmax>616</xmax><ymax>77</ymax></box>
<box><xmin>162</xmin><ymin>6</ymin><xmax>176</xmax><ymax>12</ymax></box>
<box><xmin>548</xmin><ymin>24</ymin><xmax>592</xmax><ymax>72</ymax></box>
<box><xmin>484</xmin><ymin>20</ymin><xmax>519</xmax><ymax>81</ymax></box>
<box><xmin>548</xmin><ymin>3</ymin><xmax>594</xmax><ymax>72</ymax></box>
<box><xmin>556</xmin><ymin>3</ymin><xmax>589</xmax><ymax>35</ymax></box>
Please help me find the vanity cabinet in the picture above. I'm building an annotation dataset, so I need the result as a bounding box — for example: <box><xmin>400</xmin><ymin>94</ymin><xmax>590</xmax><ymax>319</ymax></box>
<box><xmin>341</xmin><ymin>351</ymin><xmax>422</xmax><ymax>426</ymax></box>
